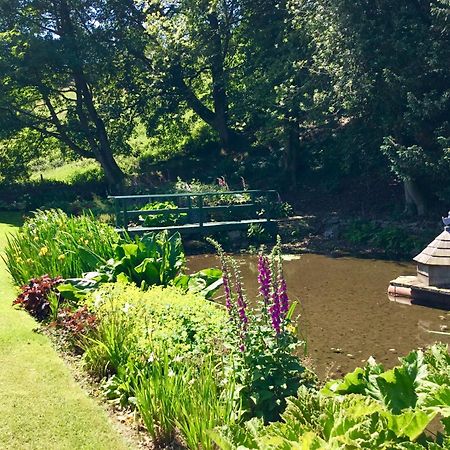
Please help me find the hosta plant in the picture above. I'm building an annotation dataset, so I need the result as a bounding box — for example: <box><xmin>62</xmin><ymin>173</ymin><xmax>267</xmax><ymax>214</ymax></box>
<box><xmin>58</xmin><ymin>231</ymin><xmax>222</xmax><ymax>300</ymax></box>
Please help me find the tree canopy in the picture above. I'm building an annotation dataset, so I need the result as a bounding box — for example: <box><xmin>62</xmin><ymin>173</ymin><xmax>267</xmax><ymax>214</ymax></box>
<box><xmin>0</xmin><ymin>0</ymin><xmax>449</xmax><ymax>210</ymax></box>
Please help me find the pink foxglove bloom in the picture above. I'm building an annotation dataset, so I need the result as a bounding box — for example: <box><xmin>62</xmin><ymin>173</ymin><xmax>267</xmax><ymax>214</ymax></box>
<box><xmin>278</xmin><ymin>275</ymin><xmax>289</xmax><ymax>316</ymax></box>
<box><xmin>269</xmin><ymin>289</ymin><xmax>281</xmax><ymax>335</ymax></box>
<box><xmin>257</xmin><ymin>255</ymin><xmax>271</xmax><ymax>306</ymax></box>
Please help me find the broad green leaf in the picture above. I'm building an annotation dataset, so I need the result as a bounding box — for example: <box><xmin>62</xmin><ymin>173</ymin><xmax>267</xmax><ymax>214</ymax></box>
<box><xmin>386</xmin><ymin>409</ymin><xmax>435</xmax><ymax>441</ymax></box>
<box><xmin>134</xmin><ymin>258</ymin><xmax>160</xmax><ymax>285</ymax></box>
<box><xmin>322</xmin><ymin>368</ymin><xmax>367</xmax><ymax>395</ymax></box>
<box><xmin>115</xmin><ymin>243</ymin><xmax>139</xmax><ymax>259</ymax></box>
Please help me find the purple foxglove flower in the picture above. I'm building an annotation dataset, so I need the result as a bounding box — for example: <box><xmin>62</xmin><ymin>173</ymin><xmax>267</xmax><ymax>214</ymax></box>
<box><xmin>257</xmin><ymin>255</ymin><xmax>271</xmax><ymax>306</ymax></box>
<box><xmin>278</xmin><ymin>275</ymin><xmax>289</xmax><ymax>316</ymax></box>
<box><xmin>235</xmin><ymin>273</ymin><xmax>248</xmax><ymax>330</ymax></box>
<box><xmin>269</xmin><ymin>289</ymin><xmax>281</xmax><ymax>335</ymax></box>
<box><xmin>222</xmin><ymin>268</ymin><xmax>233</xmax><ymax>313</ymax></box>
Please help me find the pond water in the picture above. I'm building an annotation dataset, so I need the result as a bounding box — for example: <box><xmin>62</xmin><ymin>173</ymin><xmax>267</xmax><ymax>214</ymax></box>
<box><xmin>188</xmin><ymin>253</ymin><xmax>450</xmax><ymax>378</ymax></box>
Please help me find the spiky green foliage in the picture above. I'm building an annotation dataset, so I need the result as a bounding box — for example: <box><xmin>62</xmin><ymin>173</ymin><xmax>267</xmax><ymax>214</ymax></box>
<box><xmin>3</xmin><ymin>209</ymin><xmax>119</xmax><ymax>285</ymax></box>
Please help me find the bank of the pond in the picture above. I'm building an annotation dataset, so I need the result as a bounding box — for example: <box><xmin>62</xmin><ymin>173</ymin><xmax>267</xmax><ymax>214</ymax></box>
<box><xmin>0</xmin><ymin>213</ymin><xmax>131</xmax><ymax>450</ymax></box>
<box><xmin>188</xmin><ymin>253</ymin><xmax>450</xmax><ymax>378</ymax></box>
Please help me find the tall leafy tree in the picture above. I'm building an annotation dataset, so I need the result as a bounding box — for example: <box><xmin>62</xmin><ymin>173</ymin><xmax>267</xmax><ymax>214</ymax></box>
<box><xmin>129</xmin><ymin>0</ymin><xmax>248</xmax><ymax>153</ymax></box>
<box><xmin>288</xmin><ymin>0</ymin><xmax>450</xmax><ymax>213</ymax></box>
<box><xmin>0</xmin><ymin>0</ymin><xmax>140</xmax><ymax>190</ymax></box>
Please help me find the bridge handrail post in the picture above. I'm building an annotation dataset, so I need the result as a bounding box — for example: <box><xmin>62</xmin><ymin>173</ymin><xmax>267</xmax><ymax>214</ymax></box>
<box><xmin>187</xmin><ymin>194</ymin><xmax>192</xmax><ymax>223</ymax></box>
<box><xmin>198</xmin><ymin>195</ymin><xmax>204</xmax><ymax>228</ymax></box>
<box><xmin>123</xmin><ymin>199</ymin><xmax>129</xmax><ymax>231</ymax></box>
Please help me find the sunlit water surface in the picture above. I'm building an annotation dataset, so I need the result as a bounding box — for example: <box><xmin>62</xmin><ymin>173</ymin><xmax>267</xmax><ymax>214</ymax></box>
<box><xmin>188</xmin><ymin>253</ymin><xmax>450</xmax><ymax>378</ymax></box>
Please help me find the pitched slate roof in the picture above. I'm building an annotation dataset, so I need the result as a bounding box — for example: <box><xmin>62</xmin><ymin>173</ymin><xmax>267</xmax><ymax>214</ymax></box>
<box><xmin>414</xmin><ymin>229</ymin><xmax>450</xmax><ymax>265</ymax></box>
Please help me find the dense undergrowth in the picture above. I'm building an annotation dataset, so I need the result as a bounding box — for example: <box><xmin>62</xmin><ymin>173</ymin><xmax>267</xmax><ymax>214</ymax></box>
<box><xmin>5</xmin><ymin>209</ymin><xmax>450</xmax><ymax>449</ymax></box>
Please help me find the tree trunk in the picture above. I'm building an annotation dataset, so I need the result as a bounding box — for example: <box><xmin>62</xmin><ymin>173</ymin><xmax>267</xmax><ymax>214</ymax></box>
<box><xmin>73</xmin><ymin>71</ymin><xmax>125</xmax><ymax>192</ymax></box>
<box><xmin>404</xmin><ymin>179</ymin><xmax>426</xmax><ymax>216</ymax></box>
<box><xmin>57</xmin><ymin>0</ymin><xmax>125</xmax><ymax>192</ymax></box>
<box><xmin>208</xmin><ymin>12</ymin><xmax>233</xmax><ymax>153</ymax></box>
<box><xmin>167</xmin><ymin>13</ymin><xmax>239</xmax><ymax>153</ymax></box>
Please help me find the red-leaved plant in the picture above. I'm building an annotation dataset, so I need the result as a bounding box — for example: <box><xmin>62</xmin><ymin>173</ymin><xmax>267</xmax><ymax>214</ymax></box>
<box><xmin>55</xmin><ymin>306</ymin><xmax>97</xmax><ymax>336</ymax></box>
<box><xmin>52</xmin><ymin>306</ymin><xmax>97</xmax><ymax>352</ymax></box>
<box><xmin>13</xmin><ymin>275</ymin><xmax>63</xmax><ymax>321</ymax></box>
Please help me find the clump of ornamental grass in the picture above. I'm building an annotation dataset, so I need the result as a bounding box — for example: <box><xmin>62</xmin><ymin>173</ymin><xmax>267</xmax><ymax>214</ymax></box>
<box><xmin>134</xmin><ymin>351</ymin><xmax>237</xmax><ymax>449</ymax></box>
<box><xmin>209</xmin><ymin>237</ymin><xmax>314</xmax><ymax>423</ymax></box>
<box><xmin>78</xmin><ymin>283</ymin><xmax>237</xmax><ymax>448</ymax></box>
<box><xmin>3</xmin><ymin>209</ymin><xmax>120</xmax><ymax>285</ymax></box>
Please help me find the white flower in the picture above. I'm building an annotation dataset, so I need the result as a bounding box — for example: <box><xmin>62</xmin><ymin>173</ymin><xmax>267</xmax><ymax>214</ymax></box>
<box><xmin>122</xmin><ymin>302</ymin><xmax>132</xmax><ymax>314</ymax></box>
<box><xmin>173</xmin><ymin>355</ymin><xmax>183</xmax><ymax>363</ymax></box>
<box><xmin>93</xmin><ymin>293</ymin><xmax>102</xmax><ymax>308</ymax></box>
<box><xmin>147</xmin><ymin>354</ymin><xmax>155</xmax><ymax>363</ymax></box>
<box><xmin>168</xmin><ymin>369</ymin><xmax>175</xmax><ymax>377</ymax></box>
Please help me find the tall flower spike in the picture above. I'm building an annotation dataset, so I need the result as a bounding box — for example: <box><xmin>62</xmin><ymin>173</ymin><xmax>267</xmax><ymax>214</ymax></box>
<box><xmin>218</xmin><ymin>254</ymin><xmax>235</xmax><ymax>314</ymax></box>
<box><xmin>232</xmin><ymin>259</ymin><xmax>248</xmax><ymax>331</ymax></box>
<box><xmin>257</xmin><ymin>254</ymin><xmax>271</xmax><ymax>307</ymax></box>
<box><xmin>269</xmin><ymin>287</ymin><xmax>281</xmax><ymax>335</ymax></box>
<box><xmin>278</xmin><ymin>274</ymin><xmax>289</xmax><ymax>316</ymax></box>
<box><xmin>276</xmin><ymin>242</ymin><xmax>289</xmax><ymax>317</ymax></box>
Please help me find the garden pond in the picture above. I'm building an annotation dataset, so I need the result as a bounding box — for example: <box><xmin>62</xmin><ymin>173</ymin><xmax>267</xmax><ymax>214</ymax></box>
<box><xmin>188</xmin><ymin>253</ymin><xmax>450</xmax><ymax>378</ymax></box>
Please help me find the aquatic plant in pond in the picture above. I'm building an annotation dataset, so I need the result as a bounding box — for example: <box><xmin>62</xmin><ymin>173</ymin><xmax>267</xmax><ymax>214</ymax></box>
<box><xmin>209</xmin><ymin>237</ymin><xmax>311</xmax><ymax>422</ymax></box>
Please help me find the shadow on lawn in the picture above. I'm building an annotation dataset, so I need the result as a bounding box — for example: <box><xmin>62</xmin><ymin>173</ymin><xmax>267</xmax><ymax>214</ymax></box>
<box><xmin>0</xmin><ymin>211</ymin><xmax>24</xmax><ymax>227</ymax></box>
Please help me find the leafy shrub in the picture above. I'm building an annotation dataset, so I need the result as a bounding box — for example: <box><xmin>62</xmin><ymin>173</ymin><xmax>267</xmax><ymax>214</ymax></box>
<box><xmin>247</xmin><ymin>223</ymin><xmax>272</xmax><ymax>245</ymax></box>
<box><xmin>13</xmin><ymin>275</ymin><xmax>62</xmax><ymax>321</ymax></box>
<box><xmin>0</xmin><ymin>177</ymin><xmax>107</xmax><ymax>212</ymax></box>
<box><xmin>4</xmin><ymin>209</ymin><xmax>120</xmax><ymax>285</ymax></box>
<box><xmin>343</xmin><ymin>219</ymin><xmax>423</xmax><ymax>258</ymax></box>
<box><xmin>174</xmin><ymin>177</ymin><xmax>252</xmax><ymax>206</ymax></box>
<box><xmin>53</xmin><ymin>306</ymin><xmax>97</xmax><ymax>346</ymax></box>
<box><xmin>371</xmin><ymin>226</ymin><xmax>425</xmax><ymax>258</ymax></box>
<box><xmin>210</xmin><ymin>237</ymin><xmax>312</xmax><ymax>423</ymax></box>
<box><xmin>139</xmin><ymin>201</ymin><xmax>187</xmax><ymax>227</ymax></box>
<box><xmin>59</xmin><ymin>231</ymin><xmax>222</xmax><ymax>300</ymax></box>
<box><xmin>342</xmin><ymin>219</ymin><xmax>379</xmax><ymax>244</ymax></box>
<box><xmin>82</xmin><ymin>283</ymin><xmax>228</xmax><ymax>378</ymax></box>
<box><xmin>66</xmin><ymin>164</ymin><xmax>104</xmax><ymax>185</ymax></box>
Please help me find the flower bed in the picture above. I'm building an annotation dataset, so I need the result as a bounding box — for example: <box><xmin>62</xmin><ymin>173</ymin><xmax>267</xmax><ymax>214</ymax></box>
<box><xmin>6</xmin><ymin>208</ymin><xmax>450</xmax><ymax>449</ymax></box>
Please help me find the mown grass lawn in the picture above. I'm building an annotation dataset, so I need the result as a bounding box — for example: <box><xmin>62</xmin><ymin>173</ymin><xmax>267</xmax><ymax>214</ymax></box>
<box><xmin>31</xmin><ymin>159</ymin><xmax>101</xmax><ymax>182</ymax></box>
<box><xmin>0</xmin><ymin>212</ymin><xmax>131</xmax><ymax>450</ymax></box>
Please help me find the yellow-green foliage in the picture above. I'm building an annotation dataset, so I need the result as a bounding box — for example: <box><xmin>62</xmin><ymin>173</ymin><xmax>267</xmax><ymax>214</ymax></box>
<box><xmin>4</xmin><ymin>209</ymin><xmax>119</xmax><ymax>285</ymax></box>
<box><xmin>84</xmin><ymin>283</ymin><xmax>227</xmax><ymax>376</ymax></box>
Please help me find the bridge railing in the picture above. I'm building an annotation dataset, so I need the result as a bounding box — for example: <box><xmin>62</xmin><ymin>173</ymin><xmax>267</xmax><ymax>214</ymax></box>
<box><xmin>109</xmin><ymin>190</ymin><xmax>280</xmax><ymax>232</ymax></box>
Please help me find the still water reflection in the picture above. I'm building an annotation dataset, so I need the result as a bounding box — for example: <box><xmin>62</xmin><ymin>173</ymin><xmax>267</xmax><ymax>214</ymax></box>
<box><xmin>188</xmin><ymin>253</ymin><xmax>450</xmax><ymax>378</ymax></box>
